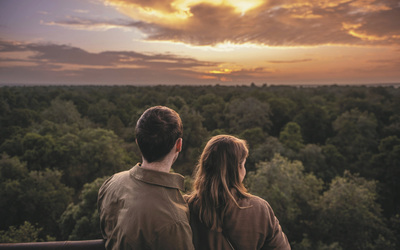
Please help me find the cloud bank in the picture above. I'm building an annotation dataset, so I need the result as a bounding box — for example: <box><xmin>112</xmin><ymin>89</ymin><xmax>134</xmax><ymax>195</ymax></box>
<box><xmin>92</xmin><ymin>0</ymin><xmax>400</xmax><ymax>46</ymax></box>
<box><xmin>1</xmin><ymin>40</ymin><xmax>276</xmax><ymax>84</ymax></box>
<box><xmin>0</xmin><ymin>40</ymin><xmax>221</xmax><ymax>84</ymax></box>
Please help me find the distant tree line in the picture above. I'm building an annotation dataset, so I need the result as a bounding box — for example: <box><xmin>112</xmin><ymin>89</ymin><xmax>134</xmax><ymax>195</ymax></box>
<box><xmin>0</xmin><ymin>85</ymin><xmax>399</xmax><ymax>249</ymax></box>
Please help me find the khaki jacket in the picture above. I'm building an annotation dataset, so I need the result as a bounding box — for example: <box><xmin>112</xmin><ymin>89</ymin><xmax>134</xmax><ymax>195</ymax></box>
<box><xmin>185</xmin><ymin>193</ymin><xmax>291</xmax><ymax>250</ymax></box>
<box><xmin>98</xmin><ymin>164</ymin><xmax>194</xmax><ymax>250</ymax></box>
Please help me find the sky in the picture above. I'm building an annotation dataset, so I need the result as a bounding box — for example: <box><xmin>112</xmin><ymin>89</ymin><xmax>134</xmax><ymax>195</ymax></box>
<box><xmin>0</xmin><ymin>0</ymin><xmax>399</xmax><ymax>86</ymax></box>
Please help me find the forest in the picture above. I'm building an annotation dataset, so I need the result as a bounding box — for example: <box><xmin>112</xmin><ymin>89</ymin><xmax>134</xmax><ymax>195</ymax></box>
<box><xmin>0</xmin><ymin>84</ymin><xmax>399</xmax><ymax>249</ymax></box>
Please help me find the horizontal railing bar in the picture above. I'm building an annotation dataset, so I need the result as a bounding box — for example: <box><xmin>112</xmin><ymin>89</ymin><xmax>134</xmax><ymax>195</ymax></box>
<box><xmin>0</xmin><ymin>239</ymin><xmax>105</xmax><ymax>250</ymax></box>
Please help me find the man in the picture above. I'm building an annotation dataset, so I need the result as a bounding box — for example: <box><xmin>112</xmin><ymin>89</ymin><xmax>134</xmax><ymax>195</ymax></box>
<box><xmin>98</xmin><ymin>106</ymin><xmax>194</xmax><ymax>250</ymax></box>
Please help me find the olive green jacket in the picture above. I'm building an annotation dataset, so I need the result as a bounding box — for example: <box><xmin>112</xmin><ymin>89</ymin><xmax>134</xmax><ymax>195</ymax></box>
<box><xmin>98</xmin><ymin>164</ymin><xmax>194</xmax><ymax>250</ymax></box>
<box><xmin>185</xmin><ymin>193</ymin><xmax>291</xmax><ymax>250</ymax></box>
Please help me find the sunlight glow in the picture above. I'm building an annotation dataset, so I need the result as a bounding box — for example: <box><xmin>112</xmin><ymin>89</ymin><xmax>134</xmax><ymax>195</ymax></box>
<box><xmin>106</xmin><ymin>0</ymin><xmax>264</xmax><ymax>23</ymax></box>
<box><xmin>173</xmin><ymin>0</ymin><xmax>264</xmax><ymax>15</ymax></box>
<box><xmin>225</xmin><ymin>0</ymin><xmax>264</xmax><ymax>14</ymax></box>
<box><xmin>209</xmin><ymin>68</ymin><xmax>233</xmax><ymax>74</ymax></box>
<box><xmin>142</xmin><ymin>39</ymin><xmax>273</xmax><ymax>52</ymax></box>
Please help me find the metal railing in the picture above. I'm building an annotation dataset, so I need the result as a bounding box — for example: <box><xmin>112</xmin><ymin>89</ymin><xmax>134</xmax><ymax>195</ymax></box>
<box><xmin>0</xmin><ymin>239</ymin><xmax>105</xmax><ymax>250</ymax></box>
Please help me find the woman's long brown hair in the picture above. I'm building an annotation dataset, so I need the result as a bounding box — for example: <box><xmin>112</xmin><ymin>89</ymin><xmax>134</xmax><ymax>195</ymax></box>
<box><xmin>187</xmin><ymin>135</ymin><xmax>250</xmax><ymax>229</ymax></box>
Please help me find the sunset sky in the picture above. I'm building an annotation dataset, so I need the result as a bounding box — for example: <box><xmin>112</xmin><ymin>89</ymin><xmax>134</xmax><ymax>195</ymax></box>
<box><xmin>1</xmin><ymin>0</ymin><xmax>399</xmax><ymax>86</ymax></box>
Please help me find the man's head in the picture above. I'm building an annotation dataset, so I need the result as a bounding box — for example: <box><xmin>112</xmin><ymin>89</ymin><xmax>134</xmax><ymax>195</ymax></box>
<box><xmin>135</xmin><ymin>106</ymin><xmax>183</xmax><ymax>163</ymax></box>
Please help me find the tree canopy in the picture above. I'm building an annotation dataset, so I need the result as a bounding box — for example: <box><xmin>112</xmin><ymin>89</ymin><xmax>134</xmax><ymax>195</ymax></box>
<box><xmin>0</xmin><ymin>84</ymin><xmax>399</xmax><ymax>249</ymax></box>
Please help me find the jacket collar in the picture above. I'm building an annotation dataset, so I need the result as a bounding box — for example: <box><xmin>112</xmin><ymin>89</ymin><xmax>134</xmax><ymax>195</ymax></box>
<box><xmin>130</xmin><ymin>163</ymin><xmax>185</xmax><ymax>191</ymax></box>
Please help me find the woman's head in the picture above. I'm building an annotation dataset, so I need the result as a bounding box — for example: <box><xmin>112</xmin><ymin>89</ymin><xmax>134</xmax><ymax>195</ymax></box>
<box><xmin>189</xmin><ymin>135</ymin><xmax>249</xmax><ymax>229</ymax></box>
<box><xmin>198</xmin><ymin>135</ymin><xmax>248</xmax><ymax>185</ymax></box>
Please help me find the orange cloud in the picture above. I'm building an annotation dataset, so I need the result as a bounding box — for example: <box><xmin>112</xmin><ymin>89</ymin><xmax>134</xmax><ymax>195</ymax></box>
<box><xmin>101</xmin><ymin>0</ymin><xmax>400</xmax><ymax>47</ymax></box>
<box><xmin>200</xmin><ymin>66</ymin><xmax>275</xmax><ymax>83</ymax></box>
<box><xmin>267</xmin><ymin>59</ymin><xmax>312</xmax><ymax>64</ymax></box>
<box><xmin>199</xmin><ymin>75</ymin><xmax>218</xmax><ymax>79</ymax></box>
<box><xmin>219</xmin><ymin>76</ymin><xmax>232</xmax><ymax>82</ymax></box>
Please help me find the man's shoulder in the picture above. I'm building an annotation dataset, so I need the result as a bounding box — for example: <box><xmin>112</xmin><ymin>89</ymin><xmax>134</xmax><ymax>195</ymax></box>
<box><xmin>100</xmin><ymin>169</ymin><xmax>130</xmax><ymax>186</ymax></box>
<box><xmin>98</xmin><ymin>169</ymin><xmax>135</xmax><ymax>202</ymax></box>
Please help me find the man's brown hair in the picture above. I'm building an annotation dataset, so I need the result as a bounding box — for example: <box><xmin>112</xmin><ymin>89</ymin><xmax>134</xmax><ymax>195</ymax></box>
<box><xmin>135</xmin><ymin>106</ymin><xmax>183</xmax><ymax>163</ymax></box>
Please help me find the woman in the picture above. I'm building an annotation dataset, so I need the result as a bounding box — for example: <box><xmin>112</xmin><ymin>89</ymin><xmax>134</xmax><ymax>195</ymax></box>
<box><xmin>186</xmin><ymin>135</ymin><xmax>290</xmax><ymax>250</ymax></box>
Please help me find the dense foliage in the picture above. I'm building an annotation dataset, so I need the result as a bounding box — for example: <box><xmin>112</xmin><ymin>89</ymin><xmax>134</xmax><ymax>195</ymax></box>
<box><xmin>0</xmin><ymin>85</ymin><xmax>399</xmax><ymax>249</ymax></box>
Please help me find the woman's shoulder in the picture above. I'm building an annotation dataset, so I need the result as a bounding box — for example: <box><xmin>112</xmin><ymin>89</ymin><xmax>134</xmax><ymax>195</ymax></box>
<box><xmin>183</xmin><ymin>194</ymin><xmax>197</xmax><ymax>207</ymax></box>
<box><xmin>183</xmin><ymin>194</ymin><xmax>190</xmax><ymax>203</ymax></box>
<box><xmin>238</xmin><ymin>194</ymin><xmax>274</xmax><ymax>212</ymax></box>
<box><xmin>225</xmin><ymin>194</ymin><xmax>278</xmax><ymax>232</ymax></box>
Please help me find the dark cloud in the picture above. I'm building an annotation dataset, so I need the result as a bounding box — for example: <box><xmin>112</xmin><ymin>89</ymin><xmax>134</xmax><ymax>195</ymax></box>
<box><xmin>354</xmin><ymin>6</ymin><xmax>400</xmax><ymax>38</ymax></box>
<box><xmin>43</xmin><ymin>16</ymin><xmax>154</xmax><ymax>31</ymax></box>
<box><xmin>102</xmin><ymin>0</ymin><xmax>400</xmax><ymax>46</ymax></box>
<box><xmin>0</xmin><ymin>64</ymin><xmax>215</xmax><ymax>85</ymax></box>
<box><xmin>0</xmin><ymin>40</ymin><xmax>218</xmax><ymax>85</ymax></box>
<box><xmin>0</xmin><ymin>40</ymin><xmax>29</xmax><ymax>52</ymax></box>
<box><xmin>367</xmin><ymin>58</ymin><xmax>400</xmax><ymax>69</ymax></box>
<box><xmin>0</xmin><ymin>39</ymin><xmax>281</xmax><ymax>85</ymax></box>
<box><xmin>0</xmin><ymin>40</ymin><xmax>214</xmax><ymax>68</ymax></box>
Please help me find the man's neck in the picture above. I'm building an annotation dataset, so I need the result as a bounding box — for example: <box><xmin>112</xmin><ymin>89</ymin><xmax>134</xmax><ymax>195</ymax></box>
<box><xmin>139</xmin><ymin>141</ymin><xmax>180</xmax><ymax>173</ymax></box>
<box><xmin>140</xmin><ymin>160</ymin><xmax>171</xmax><ymax>173</ymax></box>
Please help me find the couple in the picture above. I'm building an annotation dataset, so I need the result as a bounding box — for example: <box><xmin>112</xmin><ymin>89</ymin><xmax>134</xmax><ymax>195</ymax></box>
<box><xmin>98</xmin><ymin>106</ymin><xmax>290</xmax><ymax>250</ymax></box>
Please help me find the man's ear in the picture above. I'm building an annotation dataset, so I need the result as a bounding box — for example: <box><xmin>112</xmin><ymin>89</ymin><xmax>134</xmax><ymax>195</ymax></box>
<box><xmin>176</xmin><ymin>138</ymin><xmax>183</xmax><ymax>152</ymax></box>
<box><xmin>135</xmin><ymin>138</ymin><xmax>138</xmax><ymax>145</ymax></box>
